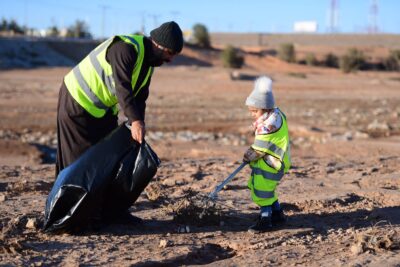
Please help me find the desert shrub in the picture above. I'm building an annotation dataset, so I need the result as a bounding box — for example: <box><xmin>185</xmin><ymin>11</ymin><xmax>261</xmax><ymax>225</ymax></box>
<box><xmin>288</xmin><ymin>72</ymin><xmax>307</xmax><ymax>79</ymax></box>
<box><xmin>1</xmin><ymin>18</ymin><xmax>7</xmax><ymax>31</ymax></box>
<box><xmin>305</xmin><ymin>53</ymin><xmax>318</xmax><ymax>66</ymax></box>
<box><xmin>192</xmin><ymin>23</ymin><xmax>211</xmax><ymax>48</ymax></box>
<box><xmin>340</xmin><ymin>48</ymin><xmax>366</xmax><ymax>73</ymax></box>
<box><xmin>221</xmin><ymin>45</ymin><xmax>244</xmax><ymax>69</ymax></box>
<box><xmin>66</xmin><ymin>20</ymin><xmax>92</xmax><ymax>39</ymax></box>
<box><xmin>278</xmin><ymin>43</ymin><xmax>296</xmax><ymax>63</ymax></box>
<box><xmin>47</xmin><ymin>26</ymin><xmax>59</xmax><ymax>37</ymax></box>
<box><xmin>324</xmin><ymin>53</ymin><xmax>339</xmax><ymax>68</ymax></box>
<box><xmin>383</xmin><ymin>50</ymin><xmax>400</xmax><ymax>71</ymax></box>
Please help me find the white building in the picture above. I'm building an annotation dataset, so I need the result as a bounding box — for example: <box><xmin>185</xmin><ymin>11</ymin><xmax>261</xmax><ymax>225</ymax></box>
<box><xmin>293</xmin><ymin>21</ymin><xmax>318</xmax><ymax>33</ymax></box>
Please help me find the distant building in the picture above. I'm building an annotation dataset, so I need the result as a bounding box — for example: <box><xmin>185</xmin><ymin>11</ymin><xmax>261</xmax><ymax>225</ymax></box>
<box><xmin>293</xmin><ymin>21</ymin><xmax>318</xmax><ymax>33</ymax></box>
<box><xmin>183</xmin><ymin>30</ymin><xmax>193</xmax><ymax>42</ymax></box>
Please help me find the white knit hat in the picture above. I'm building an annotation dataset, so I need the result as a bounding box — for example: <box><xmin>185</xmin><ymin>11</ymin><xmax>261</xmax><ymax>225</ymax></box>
<box><xmin>245</xmin><ymin>76</ymin><xmax>275</xmax><ymax>109</ymax></box>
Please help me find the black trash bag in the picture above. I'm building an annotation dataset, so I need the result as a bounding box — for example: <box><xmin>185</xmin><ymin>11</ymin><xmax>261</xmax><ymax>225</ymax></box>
<box><xmin>102</xmin><ymin>141</ymin><xmax>161</xmax><ymax>218</ymax></box>
<box><xmin>43</xmin><ymin>123</ymin><xmax>160</xmax><ymax>233</ymax></box>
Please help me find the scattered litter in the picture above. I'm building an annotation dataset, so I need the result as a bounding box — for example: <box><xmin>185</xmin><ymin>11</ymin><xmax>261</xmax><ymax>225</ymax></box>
<box><xmin>25</xmin><ymin>218</ymin><xmax>37</xmax><ymax>229</ymax></box>
<box><xmin>159</xmin><ymin>239</ymin><xmax>170</xmax><ymax>248</ymax></box>
<box><xmin>145</xmin><ymin>182</ymin><xmax>165</xmax><ymax>201</ymax></box>
<box><xmin>351</xmin><ymin>221</ymin><xmax>400</xmax><ymax>254</ymax></box>
<box><xmin>165</xmin><ymin>189</ymin><xmax>223</xmax><ymax>226</ymax></box>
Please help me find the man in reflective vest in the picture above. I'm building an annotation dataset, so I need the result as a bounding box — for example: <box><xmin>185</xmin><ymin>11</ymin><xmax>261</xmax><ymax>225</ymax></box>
<box><xmin>56</xmin><ymin>21</ymin><xmax>183</xmax><ymax>178</ymax></box>
<box><xmin>243</xmin><ymin>76</ymin><xmax>291</xmax><ymax>233</ymax></box>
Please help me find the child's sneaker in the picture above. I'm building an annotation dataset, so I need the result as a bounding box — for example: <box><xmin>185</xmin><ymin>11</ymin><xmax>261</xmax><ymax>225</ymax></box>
<box><xmin>271</xmin><ymin>209</ymin><xmax>286</xmax><ymax>226</ymax></box>
<box><xmin>248</xmin><ymin>216</ymin><xmax>273</xmax><ymax>233</ymax></box>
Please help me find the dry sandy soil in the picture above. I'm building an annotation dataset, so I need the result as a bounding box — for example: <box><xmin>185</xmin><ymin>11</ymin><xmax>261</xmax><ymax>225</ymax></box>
<box><xmin>0</xmin><ymin>44</ymin><xmax>399</xmax><ymax>266</ymax></box>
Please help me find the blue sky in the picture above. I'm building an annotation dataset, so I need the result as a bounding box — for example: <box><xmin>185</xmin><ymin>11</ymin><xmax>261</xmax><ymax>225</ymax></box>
<box><xmin>1</xmin><ymin>0</ymin><xmax>399</xmax><ymax>37</ymax></box>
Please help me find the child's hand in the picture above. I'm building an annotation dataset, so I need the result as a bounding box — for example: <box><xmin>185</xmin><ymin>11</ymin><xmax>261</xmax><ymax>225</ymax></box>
<box><xmin>243</xmin><ymin>147</ymin><xmax>265</xmax><ymax>163</ymax></box>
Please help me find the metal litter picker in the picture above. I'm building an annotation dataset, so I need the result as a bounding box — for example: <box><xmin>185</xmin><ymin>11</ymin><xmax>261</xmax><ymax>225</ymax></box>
<box><xmin>197</xmin><ymin>162</ymin><xmax>248</xmax><ymax>221</ymax></box>
<box><xmin>208</xmin><ymin>162</ymin><xmax>247</xmax><ymax>200</ymax></box>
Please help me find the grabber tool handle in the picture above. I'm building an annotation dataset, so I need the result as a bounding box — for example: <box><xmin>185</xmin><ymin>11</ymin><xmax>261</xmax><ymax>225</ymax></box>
<box><xmin>208</xmin><ymin>162</ymin><xmax>247</xmax><ymax>199</ymax></box>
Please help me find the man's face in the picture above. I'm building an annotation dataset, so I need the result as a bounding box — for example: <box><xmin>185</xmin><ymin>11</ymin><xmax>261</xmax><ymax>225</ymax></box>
<box><xmin>150</xmin><ymin>40</ymin><xmax>178</xmax><ymax>67</ymax></box>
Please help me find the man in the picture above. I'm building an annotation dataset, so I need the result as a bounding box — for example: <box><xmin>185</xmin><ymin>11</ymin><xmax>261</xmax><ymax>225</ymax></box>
<box><xmin>56</xmin><ymin>21</ymin><xmax>183</xmax><ymax>176</ymax></box>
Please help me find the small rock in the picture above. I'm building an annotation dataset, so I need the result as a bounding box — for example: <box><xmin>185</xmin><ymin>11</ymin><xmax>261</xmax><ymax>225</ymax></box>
<box><xmin>326</xmin><ymin>167</ymin><xmax>336</xmax><ymax>174</ymax></box>
<box><xmin>350</xmin><ymin>244</ymin><xmax>363</xmax><ymax>255</ymax></box>
<box><xmin>0</xmin><ymin>194</ymin><xmax>6</xmax><ymax>202</ymax></box>
<box><xmin>367</xmin><ymin>120</ymin><xmax>390</xmax><ymax>131</ymax></box>
<box><xmin>26</xmin><ymin>218</ymin><xmax>37</xmax><ymax>229</ymax></box>
<box><xmin>370</xmin><ymin>167</ymin><xmax>379</xmax><ymax>173</ymax></box>
<box><xmin>354</xmin><ymin>131</ymin><xmax>369</xmax><ymax>139</ymax></box>
<box><xmin>159</xmin><ymin>239</ymin><xmax>169</xmax><ymax>248</ymax></box>
<box><xmin>185</xmin><ymin>226</ymin><xmax>190</xmax><ymax>233</ymax></box>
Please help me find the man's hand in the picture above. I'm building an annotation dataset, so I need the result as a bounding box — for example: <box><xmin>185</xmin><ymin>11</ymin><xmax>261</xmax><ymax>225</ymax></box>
<box><xmin>130</xmin><ymin>120</ymin><xmax>145</xmax><ymax>144</ymax></box>
<box><xmin>243</xmin><ymin>147</ymin><xmax>265</xmax><ymax>163</ymax></box>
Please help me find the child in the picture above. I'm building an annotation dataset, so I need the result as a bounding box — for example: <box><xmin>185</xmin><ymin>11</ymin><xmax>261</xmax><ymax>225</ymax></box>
<box><xmin>243</xmin><ymin>76</ymin><xmax>291</xmax><ymax>233</ymax></box>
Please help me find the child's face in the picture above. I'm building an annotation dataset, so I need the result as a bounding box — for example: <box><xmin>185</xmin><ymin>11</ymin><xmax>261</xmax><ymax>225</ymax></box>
<box><xmin>248</xmin><ymin>106</ymin><xmax>265</xmax><ymax>120</ymax></box>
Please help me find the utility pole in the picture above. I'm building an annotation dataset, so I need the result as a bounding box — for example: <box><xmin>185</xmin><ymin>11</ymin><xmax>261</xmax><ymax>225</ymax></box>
<box><xmin>170</xmin><ymin>11</ymin><xmax>179</xmax><ymax>22</ymax></box>
<box><xmin>99</xmin><ymin>5</ymin><xmax>110</xmax><ymax>39</ymax></box>
<box><xmin>23</xmin><ymin>0</ymin><xmax>28</xmax><ymax>28</ymax></box>
<box><xmin>149</xmin><ymin>14</ymin><xmax>161</xmax><ymax>29</ymax></box>
<box><xmin>329</xmin><ymin>0</ymin><xmax>338</xmax><ymax>33</ymax></box>
<box><xmin>141</xmin><ymin>12</ymin><xmax>146</xmax><ymax>35</ymax></box>
<box><xmin>368</xmin><ymin>0</ymin><xmax>379</xmax><ymax>33</ymax></box>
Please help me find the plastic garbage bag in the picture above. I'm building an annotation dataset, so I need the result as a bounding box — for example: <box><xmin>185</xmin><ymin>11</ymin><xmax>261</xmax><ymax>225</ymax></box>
<box><xmin>43</xmin><ymin>123</ymin><xmax>160</xmax><ymax>233</ymax></box>
<box><xmin>102</xmin><ymin>140</ymin><xmax>161</xmax><ymax>218</ymax></box>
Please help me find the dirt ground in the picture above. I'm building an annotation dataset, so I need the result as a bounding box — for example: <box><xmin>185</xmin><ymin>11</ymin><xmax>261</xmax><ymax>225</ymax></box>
<box><xmin>0</xmin><ymin>45</ymin><xmax>399</xmax><ymax>266</ymax></box>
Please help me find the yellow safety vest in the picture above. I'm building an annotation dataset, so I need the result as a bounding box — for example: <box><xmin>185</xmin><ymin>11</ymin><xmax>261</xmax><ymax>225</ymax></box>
<box><xmin>248</xmin><ymin>109</ymin><xmax>291</xmax><ymax>206</ymax></box>
<box><xmin>64</xmin><ymin>35</ymin><xmax>153</xmax><ymax>118</ymax></box>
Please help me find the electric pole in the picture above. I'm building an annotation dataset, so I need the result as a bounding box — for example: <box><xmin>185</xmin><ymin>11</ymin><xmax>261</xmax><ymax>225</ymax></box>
<box><xmin>99</xmin><ymin>5</ymin><xmax>110</xmax><ymax>39</ymax></box>
<box><xmin>369</xmin><ymin>0</ymin><xmax>379</xmax><ymax>33</ymax></box>
<box><xmin>329</xmin><ymin>0</ymin><xmax>339</xmax><ymax>33</ymax></box>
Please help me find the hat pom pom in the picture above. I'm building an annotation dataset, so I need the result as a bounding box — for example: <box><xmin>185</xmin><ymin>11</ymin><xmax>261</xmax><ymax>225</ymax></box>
<box><xmin>254</xmin><ymin>76</ymin><xmax>272</xmax><ymax>94</ymax></box>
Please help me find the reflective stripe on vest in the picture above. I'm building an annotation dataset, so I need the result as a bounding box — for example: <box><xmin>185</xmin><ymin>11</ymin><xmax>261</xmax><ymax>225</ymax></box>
<box><xmin>71</xmin><ymin>66</ymin><xmax>109</xmax><ymax>110</ymax></box>
<box><xmin>253</xmin><ymin>188</ymin><xmax>275</xmax><ymax>199</ymax></box>
<box><xmin>250</xmin><ymin>162</ymin><xmax>284</xmax><ymax>199</ymax></box>
<box><xmin>251</xmin><ymin>163</ymin><xmax>284</xmax><ymax>182</ymax></box>
<box><xmin>64</xmin><ymin>35</ymin><xmax>153</xmax><ymax>118</ymax></box>
<box><xmin>253</xmin><ymin>139</ymin><xmax>285</xmax><ymax>159</ymax></box>
<box><xmin>251</xmin><ymin>109</ymin><xmax>290</xmax><ymax>164</ymax></box>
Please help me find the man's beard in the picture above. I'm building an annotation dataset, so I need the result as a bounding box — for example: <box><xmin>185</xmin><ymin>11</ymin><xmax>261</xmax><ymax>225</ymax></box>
<box><xmin>148</xmin><ymin>49</ymin><xmax>165</xmax><ymax>67</ymax></box>
<box><xmin>149</xmin><ymin>58</ymin><xmax>164</xmax><ymax>67</ymax></box>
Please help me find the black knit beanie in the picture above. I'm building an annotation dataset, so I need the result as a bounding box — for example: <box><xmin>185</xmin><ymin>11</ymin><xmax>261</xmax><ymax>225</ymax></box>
<box><xmin>150</xmin><ymin>21</ymin><xmax>184</xmax><ymax>54</ymax></box>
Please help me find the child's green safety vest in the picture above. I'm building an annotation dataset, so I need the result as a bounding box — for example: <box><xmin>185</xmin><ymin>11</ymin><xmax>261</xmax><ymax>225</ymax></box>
<box><xmin>248</xmin><ymin>109</ymin><xmax>291</xmax><ymax>206</ymax></box>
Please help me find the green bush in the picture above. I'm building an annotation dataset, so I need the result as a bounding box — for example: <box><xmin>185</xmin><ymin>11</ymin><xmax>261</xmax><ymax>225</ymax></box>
<box><xmin>324</xmin><ymin>53</ymin><xmax>339</xmax><ymax>68</ymax></box>
<box><xmin>278</xmin><ymin>43</ymin><xmax>296</xmax><ymax>63</ymax></box>
<box><xmin>47</xmin><ymin>26</ymin><xmax>59</xmax><ymax>37</ymax></box>
<box><xmin>383</xmin><ymin>50</ymin><xmax>400</xmax><ymax>71</ymax></box>
<box><xmin>66</xmin><ymin>20</ymin><xmax>92</xmax><ymax>39</ymax></box>
<box><xmin>221</xmin><ymin>45</ymin><xmax>244</xmax><ymax>69</ymax></box>
<box><xmin>305</xmin><ymin>53</ymin><xmax>318</xmax><ymax>66</ymax></box>
<box><xmin>192</xmin><ymin>23</ymin><xmax>211</xmax><ymax>48</ymax></box>
<box><xmin>340</xmin><ymin>48</ymin><xmax>366</xmax><ymax>73</ymax></box>
<box><xmin>288</xmin><ymin>72</ymin><xmax>307</xmax><ymax>79</ymax></box>
<box><xmin>1</xmin><ymin>18</ymin><xmax>7</xmax><ymax>31</ymax></box>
